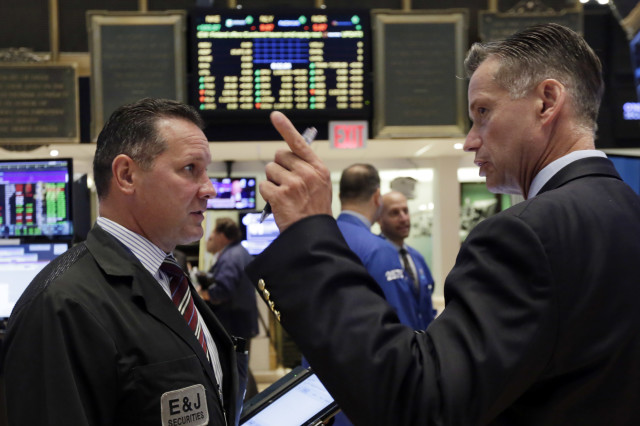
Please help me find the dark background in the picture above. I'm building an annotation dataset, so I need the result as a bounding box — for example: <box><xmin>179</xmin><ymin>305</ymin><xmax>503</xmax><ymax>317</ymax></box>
<box><xmin>1</xmin><ymin>0</ymin><xmax>638</xmax><ymax>148</ymax></box>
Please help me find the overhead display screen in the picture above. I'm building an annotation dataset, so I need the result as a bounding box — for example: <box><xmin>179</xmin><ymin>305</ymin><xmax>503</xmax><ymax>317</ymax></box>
<box><xmin>0</xmin><ymin>159</ymin><xmax>73</xmax><ymax>238</ymax></box>
<box><xmin>189</xmin><ymin>9</ymin><xmax>371</xmax><ymax>118</ymax></box>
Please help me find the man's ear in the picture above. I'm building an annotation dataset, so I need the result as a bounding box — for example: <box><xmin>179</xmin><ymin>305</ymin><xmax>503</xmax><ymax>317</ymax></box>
<box><xmin>111</xmin><ymin>154</ymin><xmax>138</xmax><ymax>195</ymax></box>
<box><xmin>373</xmin><ymin>187</ymin><xmax>382</xmax><ymax>207</ymax></box>
<box><xmin>537</xmin><ymin>78</ymin><xmax>566</xmax><ymax>124</ymax></box>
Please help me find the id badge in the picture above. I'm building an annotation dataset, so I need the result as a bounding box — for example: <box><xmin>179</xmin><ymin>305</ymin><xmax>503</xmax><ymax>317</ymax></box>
<box><xmin>161</xmin><ymin>384</ymin><xmax>209</xmax><ymax>426</ymax></box>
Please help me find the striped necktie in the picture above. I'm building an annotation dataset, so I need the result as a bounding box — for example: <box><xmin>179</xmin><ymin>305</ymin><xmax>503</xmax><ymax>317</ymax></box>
<box><xmin>161</xmin><ymin>257</ymin><xmax>210</xmax><ymax>361</ymax></box>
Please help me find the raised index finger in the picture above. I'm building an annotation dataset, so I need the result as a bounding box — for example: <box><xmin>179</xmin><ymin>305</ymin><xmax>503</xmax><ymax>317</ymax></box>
<box><xmin>270</xmin><ymin>111</ymin><xmax>319</xmax><ymax>165</ymax></box>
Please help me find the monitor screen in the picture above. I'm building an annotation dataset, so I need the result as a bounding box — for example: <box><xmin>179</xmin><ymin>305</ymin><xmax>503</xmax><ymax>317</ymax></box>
<box><xmin>240</xmin><ymin>370</ymin><xmax>337</xmax><ymax>425</ymax></box>
<box><xmin>0</xmin><ymin>242</ymin><xmax>69</xmax><ymax>318</ymax></box>
<box><xmin>239</xmin><ymin>212</ymin><xmax>280</xmax><ymax>256</ymax></box>
<box><xmin>609</xmin><ymin>155</ymin><xmax>640</xmax><ymax>195</ymax></box>
<box><xmin>0</xmin><ymin>159</ymin><xmax>73</xmax><ymax>238</ymax></box>
<box><xmin>207</xmin><ymin>177</ymin><xmax>257</xmax><ymax>210</ymax></box>
<box><xmin>188</xmin><ymin>8</ymin><xmax>372</xmax><ymax>140</ymax></box>
<box><xmin>630</xmin><ymin>30</ymin><xmax>640</xmax><ymax>102</ymax></box>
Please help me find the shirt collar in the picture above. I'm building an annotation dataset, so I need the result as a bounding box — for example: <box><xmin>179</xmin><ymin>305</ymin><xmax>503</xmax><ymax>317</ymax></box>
<box><xmin>96</xmin><ymin>217</ymin><xmax>168</xmax><ymax>277</ymax></box>
<box><xmin>340</xmin><ymin>210</ymin><xmax>372</xmax><ymax>228</ymax></box>
<box><xmin>381</xmin><ymin>235</ymin><xmax>405</xmax><ymax>252</ymax></box>
<box><xmin>528</xmin><ymin>150</ymin><xmax>607</xmax><ymax>198</ymax></box>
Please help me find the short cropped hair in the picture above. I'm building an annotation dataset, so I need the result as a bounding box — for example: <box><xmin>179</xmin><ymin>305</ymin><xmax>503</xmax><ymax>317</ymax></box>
<box><xmin>464</xmin><ymin>23</ymin><xmax>604</xmax><ymax>132</ymax></box>
<box><xmin>93</xmin><ymin>98</ymin><xmax>204</xmax><ymax>199</ymax></box>
<box><xmin>339</xmin><ymin>164</ymin><xmax>380</xmax><ymax>204</ymax></box>
<box><xmin>214</xmin><ymin>217</ymin><xmax>242</xmax><ymax>243</ymax></box>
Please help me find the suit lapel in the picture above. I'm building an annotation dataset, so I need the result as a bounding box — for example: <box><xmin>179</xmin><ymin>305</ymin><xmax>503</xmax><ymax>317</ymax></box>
<box><xmin>86</xmin><ymin>226</ymin><xmax>223</xmax><ymax>389</ymax></box>
<box><xmin>538</xmin><ymin>157</ymin><xmax>622</xmax><ymax>196</ymax></box>
<box><xmin>140</xmin><ymin>270</ymin><xmax>238</xmax><ymax>422</ymax></box>
<box><xmin>139</xmin><ymin>278</ymin><xmax>220</xmax><ymax>379</ymax></box>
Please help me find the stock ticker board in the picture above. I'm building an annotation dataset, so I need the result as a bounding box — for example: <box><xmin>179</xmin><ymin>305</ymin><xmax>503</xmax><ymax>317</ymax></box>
<box><xmin>191</xmin><ymin>10</ymin><xmax>371</xmax><ymax>114</ymax></box>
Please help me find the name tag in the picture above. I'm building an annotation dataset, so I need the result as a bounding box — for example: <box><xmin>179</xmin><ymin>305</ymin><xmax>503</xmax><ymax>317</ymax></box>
<box><xmin>385</xmin><ymin>268</ymin><xmax>404</xmax><ymax>281</ymax></box>
<box><xmin>161</xmin><ymin>384</ymin><xmax>209</xmax><ymax>426</ymax></box>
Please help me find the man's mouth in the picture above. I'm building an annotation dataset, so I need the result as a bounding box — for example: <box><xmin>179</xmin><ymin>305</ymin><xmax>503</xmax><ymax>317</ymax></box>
<box><xmin>475</xmin><ymin>160</ymin><xmax>488</xmax><ymax>177</ymax></box>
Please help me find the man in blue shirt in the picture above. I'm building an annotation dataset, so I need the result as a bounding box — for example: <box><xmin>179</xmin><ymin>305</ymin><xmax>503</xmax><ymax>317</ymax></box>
<box><xmin>329</xmin><ymin>164</ymin><xmax>428</xmax><ymax>425</ymax></box>
<box><xmin>336</xmin><ymin>164</ymin><xmax>422</xmax><ymax>328</ymax></box>
<box><xmin>379</xmin><ymin>190</ymin><xmax>437</xmax><ymax>325</ymax></box>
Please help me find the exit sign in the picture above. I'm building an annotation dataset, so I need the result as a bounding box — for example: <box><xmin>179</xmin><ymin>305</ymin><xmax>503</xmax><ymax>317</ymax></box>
<box><xmin>329</xmin><ymin>121</ymin><xmax>368</xmax><ymax>149</ymax></box>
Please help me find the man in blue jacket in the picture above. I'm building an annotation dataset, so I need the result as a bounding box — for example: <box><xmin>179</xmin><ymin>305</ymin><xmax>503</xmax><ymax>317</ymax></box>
<box><xmin>336</xmin><ymin>164</ymin><xmax>424</xmax><ymax>330</ymax></box>
<box><xmin>326</xmin><ymin>164</ymin><xmax>430</xmax><ymax>425</ymax></box>
<box><xmin>379</xmin><ymin>190</ymin><xmax>436</xmax><ymax>325</ymax></box>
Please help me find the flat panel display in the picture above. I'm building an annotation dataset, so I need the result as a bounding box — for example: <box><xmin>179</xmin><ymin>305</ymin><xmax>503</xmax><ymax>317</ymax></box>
<box><xmin>240</xmin><ymin>366</ymin><xmax>340</xmax><ymax>426</ymax></box>
<box><xmin>630</xmin><ymin>30</ymin><xmax>640</xmax><ymax>102</ymax></box>
<box><xmin>0</xmin><ymin>159</ymin><xmax>73</xmax><ymax>238</ymax></box>
<box><xmin>0</xmin><ymin>242</ymin><xmax>69</xmax><ymax>319</ymax></box>
<box><xmin>188</xmin><ymin>7</ymin><xmax>372</xmax><ymax>136</ymax></box>
<box><xmin>207</xmin><ymin>177</ymin><xmax>257</xmax><ymax>210</ymax></box>
<box><xmin>240</xmin><ymin>370</ymin><xmax>337</xmax><ymax>426</ymax></box>
<box><xmin>239</xmin><ymin>212</ymin><xmax>279</xmax><ymax>256</ymax></box>
<box><xmin>610</xmin><ymin>155</ymin><xmax>640</xmax><ymax>195</ymax></box>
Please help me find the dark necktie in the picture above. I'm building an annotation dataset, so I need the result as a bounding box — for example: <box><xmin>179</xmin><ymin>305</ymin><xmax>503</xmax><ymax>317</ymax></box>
<box><xmin>161</xmin><ymin>257</ymin><xmax>210</xmax><ymax>361</ymax></box>
<box><xmin>399</xmin><ymin>248</ymin><xmax>419</xmax><ymax>294</ymax></box>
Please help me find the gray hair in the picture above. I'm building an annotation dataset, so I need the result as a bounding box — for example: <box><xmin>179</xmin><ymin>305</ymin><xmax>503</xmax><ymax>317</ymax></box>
<box><xmin>464</xmin><ymin>23</ymin><xmax>604</xmax><ymax>132</ymax></box>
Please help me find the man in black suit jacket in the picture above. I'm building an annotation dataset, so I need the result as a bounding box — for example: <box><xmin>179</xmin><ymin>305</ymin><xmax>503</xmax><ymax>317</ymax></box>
<box><xmin>1</xmin><ymin>98</ymin><xmax>239</xmax><ymax>425</ymax></box>
<box><xmin>246</xmin><ymin>24</ymin><xmax>640</xmax><ymax>425</ymax></box>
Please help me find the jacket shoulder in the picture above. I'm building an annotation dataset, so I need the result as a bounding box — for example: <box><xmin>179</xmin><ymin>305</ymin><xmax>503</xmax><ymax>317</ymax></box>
<box><xmin>10</xmin><ymin>243</ymin><xmax>89</xmax><ymax>320</ymax></box>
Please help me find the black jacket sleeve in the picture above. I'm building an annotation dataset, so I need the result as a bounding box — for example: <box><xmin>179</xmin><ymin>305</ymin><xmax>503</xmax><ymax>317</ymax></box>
<box><xmin>246</xmin><ymin>214</ymin><xmax>556</xmax><ymax>425</ymax></box>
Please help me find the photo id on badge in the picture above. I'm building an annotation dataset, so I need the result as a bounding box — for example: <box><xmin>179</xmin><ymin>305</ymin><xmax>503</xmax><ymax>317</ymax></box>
<box><xmin>161</xmin><ymin>384</ymin><xmax>209</xmax><ymax>426</ymax></box>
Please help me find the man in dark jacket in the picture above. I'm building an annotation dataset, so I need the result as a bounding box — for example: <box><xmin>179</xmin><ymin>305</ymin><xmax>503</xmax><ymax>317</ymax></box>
<box><xmin>1</xmin><ymin>98</ymin><xmax>239</xmax><ymax>426</ymax></box>
<box><xmin>197</xmin><ymin>217</ymin><xmax>258</xmax><ymax>402</ymax></box>
<box><xmin>246</xmin><ymin>24</ymin><xmax>640</xmax><ymax>425</ymax></box>
<box><xmin>198</xmin><ymin>217</ymin><xmax>258</xmax><ymax>343</ymax></box>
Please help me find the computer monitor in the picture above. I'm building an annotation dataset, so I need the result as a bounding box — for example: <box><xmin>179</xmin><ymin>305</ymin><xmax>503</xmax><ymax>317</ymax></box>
<box><xmin>609</xmin><ymin>155</ymin><xmax>640</xmax><ymax>195</ymax></box>
<box><xmin>187</xmin><ymin>8</ymin><xmax>372</xmax><ymax>140</ymax></box>
<box><xmin>0</xmin><ymin>158</ymin><xmax>73</xmax><ymax>238</ymax></box>
<box><xmin>239</xmin><ymin>211</ymin><xmax>280</xmax><ymax>256</ymax></box>
<box><xmin>630</xmin><ymin>30</ymin><xmax>640</xmax><ymax>102</ymax></box>
<box><xmin>0</xmin><ymin>241</ymin><xmax>69</xmax><ymax>319</ymax></box>
<box><xmin>207</xmin><ymin>177</ymin><xmax>257</xmax><ymax>210</ymax></box>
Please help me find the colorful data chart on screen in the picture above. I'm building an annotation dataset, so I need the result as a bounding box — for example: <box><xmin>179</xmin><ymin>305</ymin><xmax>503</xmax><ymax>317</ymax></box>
<box><xmin>193</xmin><ymin>11</ymin><xmax>369</xmax><ymax>112</ymax></box>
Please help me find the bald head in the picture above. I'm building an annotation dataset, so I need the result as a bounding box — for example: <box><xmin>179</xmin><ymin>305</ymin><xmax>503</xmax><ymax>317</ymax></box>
<box><xmin>379</xmin><ymin>191</ymin><xmax>411</xmax><ymax>246</ymax></box>
<box><xmin>339</xmin><ymin>164</ymin><xmax>380</xmax><ymax>204</ymax></box>
<box><xmin>339</xmin><ymin>164</ymin><xmax>382</xmax><ymax>222</ymax></box>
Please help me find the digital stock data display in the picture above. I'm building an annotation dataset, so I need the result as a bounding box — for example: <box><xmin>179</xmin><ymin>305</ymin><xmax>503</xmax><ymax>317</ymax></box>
<box><xmin>0</xmin><ymin>159</ymin><xmax>73</xmax><ymax>238</ymax></box>
<box><xmin>189</xmin><ymin>9</ymin><xmax>371</xmax><ymax>117</ymax></box>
